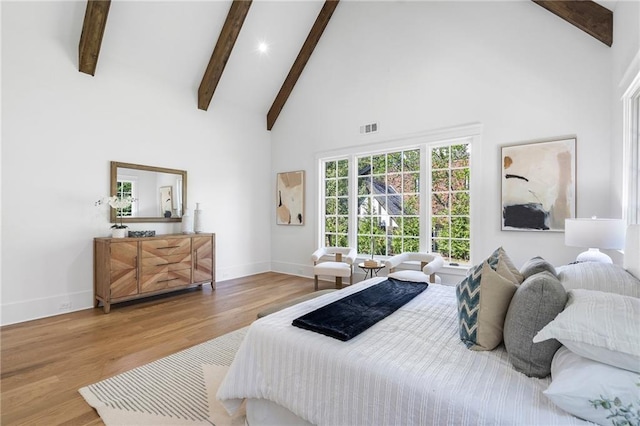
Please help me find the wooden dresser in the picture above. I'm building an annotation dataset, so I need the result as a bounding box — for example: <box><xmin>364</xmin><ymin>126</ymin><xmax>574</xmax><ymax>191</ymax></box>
<box><xmin>94</xmin><ymin>233</ymin><xmax>215</xmax><ymax>313</ymax></box>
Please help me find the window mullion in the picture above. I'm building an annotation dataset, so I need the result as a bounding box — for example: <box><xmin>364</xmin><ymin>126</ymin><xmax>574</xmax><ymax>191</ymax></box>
<box><xmin>419</xmin><ymin>144</ymin><xmax>430</xmax><ymax>252</ymax></box>
<box><xmin>349</xmin><ymin>154</ymin><xmax>358</xmax><ymax>252</ymax></box>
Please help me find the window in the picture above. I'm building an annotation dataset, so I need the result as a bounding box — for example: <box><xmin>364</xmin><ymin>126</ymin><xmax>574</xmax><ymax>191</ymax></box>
<box><xmin>318</xmin><ymin>128</ymin><xmax>477</xmax><ymax>265</ymax></box>
<box><xmin>430</xmin><ymin>143</ymin><xmax>471</xmax><ymax>263</ymax></box>
<box><xmin>323</xmin><ymin>159</ymin><xmax>349</xmax><ymax>247</ymax></box>
<box><xmin>356</xmin><ymin>149</ymin><xmax>421</xmax><ymax>257</ymax></box>
<box><xmin>116</xmin><ymin>180</ymin><xmax>134</xmax><ymax>217</ymax></box>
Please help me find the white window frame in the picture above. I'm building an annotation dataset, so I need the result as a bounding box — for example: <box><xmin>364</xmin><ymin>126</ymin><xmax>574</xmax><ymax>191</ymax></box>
<box><xmin>315</xmin><ymin>123</ymin><xmax>483</xmax><ymax>265</ymax></box>
<box><xmin>428</xmin><ymin>141</ymin><xmax>472</xmax><ymax>264</ymax></box>
<box><xmin>622</xmin><ymin>70</ymin><xmax>640</xmax><ymax>225</ymax></box>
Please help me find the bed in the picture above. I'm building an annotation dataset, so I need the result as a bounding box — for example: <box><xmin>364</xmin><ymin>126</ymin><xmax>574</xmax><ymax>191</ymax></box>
<box><xmin>218</xmin><ymin>228</ymin><xmax>640</xmax><ymax>426</ymax></box>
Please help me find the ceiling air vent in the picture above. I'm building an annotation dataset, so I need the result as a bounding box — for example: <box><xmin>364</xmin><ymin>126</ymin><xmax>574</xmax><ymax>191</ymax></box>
<box><xmin>359</xmin><ymin>122</ymin><xmax>378</xmax><ymax>135</ymax></box>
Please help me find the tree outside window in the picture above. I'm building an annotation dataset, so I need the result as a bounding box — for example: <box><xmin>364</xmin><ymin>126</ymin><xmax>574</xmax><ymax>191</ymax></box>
<box><xmin>323</xmin><ymin>159</ymin><xmax>349</xmax><ymax>247</ymax></box>
<box><xmin>319</xmin><ymin>139</ymin><xmax>472</xmax><ymax>265</ymax></box>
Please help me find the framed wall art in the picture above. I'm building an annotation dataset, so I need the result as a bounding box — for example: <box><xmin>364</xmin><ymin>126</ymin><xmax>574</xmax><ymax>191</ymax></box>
<box><xmin>276</xmin><ymin>170</ymin><xmax>305</xmax><ymax>225</ymax></box>
<box><xmin>501</xmin><ymin>137</ymin><xmax>576</xmax><ymax>231</ymax></box>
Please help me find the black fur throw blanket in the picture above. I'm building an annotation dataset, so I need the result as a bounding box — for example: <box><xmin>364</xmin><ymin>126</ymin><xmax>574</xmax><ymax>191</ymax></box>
<box><xmin>292</xmin><ymin>278</ymin><xmax>429</xmax><ymax>341</ymax></box>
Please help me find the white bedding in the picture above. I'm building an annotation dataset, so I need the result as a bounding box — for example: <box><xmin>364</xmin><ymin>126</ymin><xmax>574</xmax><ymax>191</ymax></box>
<box><xmin>217</xmin><ymin>278</ymin><xmax>589</xmax><ymax>425</ymax></box>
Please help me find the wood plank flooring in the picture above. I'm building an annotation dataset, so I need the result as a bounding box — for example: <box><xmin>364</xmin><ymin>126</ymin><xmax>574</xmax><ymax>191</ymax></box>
<box><xmin>1</xmin><ymin>272</ymin><xmax>320</xmax><ymax>425</ymax></box>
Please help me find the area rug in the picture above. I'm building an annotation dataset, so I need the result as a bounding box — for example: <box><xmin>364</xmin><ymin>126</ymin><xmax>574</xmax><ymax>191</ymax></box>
<box><xmin>79</xmin><ymin>327</ymin><xmax>248</xmax><ymax>426</ymax></box>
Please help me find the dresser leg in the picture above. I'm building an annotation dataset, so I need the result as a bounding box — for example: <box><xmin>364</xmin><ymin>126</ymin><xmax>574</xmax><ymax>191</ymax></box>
<box><xmin>103</xmin><ymin>302</ymin><xmax>111</xmax><ymax>314</ymax></box>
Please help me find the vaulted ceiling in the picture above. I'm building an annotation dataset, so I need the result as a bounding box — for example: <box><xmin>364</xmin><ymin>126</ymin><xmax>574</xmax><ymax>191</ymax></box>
<box><xmin>78</xmin><ymin>0</ymin><xmax>613</xmax><ymax>131</ymax></box>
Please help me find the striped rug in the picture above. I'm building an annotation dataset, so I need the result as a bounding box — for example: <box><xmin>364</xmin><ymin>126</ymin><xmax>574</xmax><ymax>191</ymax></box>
<box><xmin>79</xmin><ymin>327</ymin><xmax>247</xmax><ymax>426</ymax></box>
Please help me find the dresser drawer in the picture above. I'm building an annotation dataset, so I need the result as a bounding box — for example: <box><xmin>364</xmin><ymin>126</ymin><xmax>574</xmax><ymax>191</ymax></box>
<box><xmin>141</xmin><ymin>254</ymin><xmax>191</xmax><ymax>275</ymax></box>
<box><xmin>141</xmin><ymin>238</ymin><xmax>191</xmax><ymax>257</ymax></box>
<box><xmin>140</xmin><ymin>270</ymin><xmax>192</xmax><ymax>293</ymax></box>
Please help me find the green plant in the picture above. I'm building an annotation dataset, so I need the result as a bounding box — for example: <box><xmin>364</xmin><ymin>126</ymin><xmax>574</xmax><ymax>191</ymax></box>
<box><xmin>590</xmin><ymin>382</ymin><xmax>640</xmax><ymax>426</ymax></box>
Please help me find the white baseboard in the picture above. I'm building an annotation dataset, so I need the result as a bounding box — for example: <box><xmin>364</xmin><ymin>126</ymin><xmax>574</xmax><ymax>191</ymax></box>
<box><xmin>215</xmin><ymin>261</ymin><xmax>272</xmax><ymax>282</ymax></box>
<box><xmin>270</xmin><ymin>261</ymin><xmax>314</xmax><ymax>278</ymax></box>
<box><xmin>1</xmin><ymin>262</ymin><xmax>273</xmax><ymax>326</ymax></box>
<box><xmin>1</xmin><ymin>290</ymin><xmax>94</xmax><ymax>326</ymax></box>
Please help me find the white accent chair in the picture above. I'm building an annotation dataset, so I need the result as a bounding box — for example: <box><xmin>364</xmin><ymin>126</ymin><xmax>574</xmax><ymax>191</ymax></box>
<box><xmin>385</xmin><ymin>252</ymin><xmax>444</xmax><ymax>284</ymax></box>
<box><xmin>312</xmin><ymin>247</ymin><xmax>357</xmax><ymax>290</ymax></box>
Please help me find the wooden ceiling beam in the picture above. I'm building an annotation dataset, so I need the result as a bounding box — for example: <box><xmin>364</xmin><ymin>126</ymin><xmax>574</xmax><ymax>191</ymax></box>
<box><xmin>267</xmin><ymin>0</ymin><xmax>339</xmax><ymax>131</ymax></box>
<box><xmin>532</xmin><ymin>0</ymin><xmax>613</xmax><ymax>47</ymax></box>
<box><xmin>198</xmin><ymin>0</ymin><xmax>252</xmax><ymax>111</ymax></box>
<box><xmin>78</xmin><ymin>0</ymin><xmax>111</xmax><ymax>76</ymax></box>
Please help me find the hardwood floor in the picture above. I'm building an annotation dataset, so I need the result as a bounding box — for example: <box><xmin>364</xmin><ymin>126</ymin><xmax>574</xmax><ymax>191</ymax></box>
<box><xmin>1</xmin><ymin>272</ymin><xmax>320</xmax><ymax>425</ymax></box>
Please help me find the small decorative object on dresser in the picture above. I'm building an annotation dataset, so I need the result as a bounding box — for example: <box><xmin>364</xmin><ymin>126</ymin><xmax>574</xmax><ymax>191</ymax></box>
<box><xmin>193</xmin><ymin>202</ymin><xmax>204</xmax><ymax>233</ymax></box>
<box><xmin>94</xmin><ymin>233</ymin><xmax>215</xmax><ymax>313</ymax></box>
<box><xmin>95</xmin><ymin>195</ymin><xmax>136</xmax><ymax>238</ymax></box>
<box><xmin>111</xmin><ymin>228</ymin><xmax>127</xmax><ymax>238</ymax></box>
<box><xmin>127</xmin><ymin>230</ymin><xmax>156</xmax><ymax>238</ymax></box>
<box><xmin>181</xmin><ymin>208</ymin><xmax>194</xmax><ymax>234</ymax></box>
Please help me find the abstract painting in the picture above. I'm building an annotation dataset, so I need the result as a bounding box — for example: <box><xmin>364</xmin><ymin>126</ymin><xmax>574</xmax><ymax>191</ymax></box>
<box><xmin>501</xmin><ymin>138</ymin><xmax>576</xmax><ymax>231</ymax></box>
<box><xmin>277</xmin><ymin>171</ymin><xmax>305</xmax><ymax>225</ymax></box>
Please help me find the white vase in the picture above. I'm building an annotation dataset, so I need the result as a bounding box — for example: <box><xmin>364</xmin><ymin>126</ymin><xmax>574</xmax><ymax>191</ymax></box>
<box><xmin>181</xmin><ymin>208</ymin><xmax>194</xmax><ymax>234</ymax></box>
<box><xmin>112</xmin><ymin>228</ymin><xmax>127</xmax><ymax>238</ymax></box>
<box><xmin>193</xmin><ymin>203</ymin><xmax>203</xmax><ymax>233</ymax></box>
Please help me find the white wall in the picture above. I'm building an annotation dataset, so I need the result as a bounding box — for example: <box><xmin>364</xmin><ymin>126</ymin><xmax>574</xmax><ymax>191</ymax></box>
<box><xmin>610</xmin><ymin>1</ymin><xmax>640</xmax><ymax>220</ymax></box>
<box><xmin>270</xmin><ymin>0</ymin><xmax>619</xmax><ymax>279</ymax></box>
<box><xmin>3</xmin><ymin>1</ymin><xmax>636</xmax><ymax>325</ymax></box>
<box><xmin>1</xmin><ymin>2</ymin><xmax>272</xmax><ymax>325</ymax></box>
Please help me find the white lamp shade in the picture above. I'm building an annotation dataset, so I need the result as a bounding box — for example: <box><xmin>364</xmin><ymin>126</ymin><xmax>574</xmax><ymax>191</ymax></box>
<box><xmin>565</xmin><ymin>218</ymin><xmax>626</xmax><ymax>249</ymax></box>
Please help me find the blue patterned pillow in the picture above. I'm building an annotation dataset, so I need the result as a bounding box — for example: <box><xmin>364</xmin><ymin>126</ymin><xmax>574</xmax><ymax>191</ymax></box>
<box><xmin>457</xmin><ymin>249</ymin><xmax>518</xmax><ymax>350</ymax></box>
<box><xmin>457</xmin><ymin>262</ymin><xmax>484</xmax><ymax>346</ymax></box>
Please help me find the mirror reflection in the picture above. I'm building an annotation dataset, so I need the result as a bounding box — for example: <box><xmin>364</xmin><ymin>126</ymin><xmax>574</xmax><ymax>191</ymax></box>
<box><xmin>110</xmin><ymin>162</ymin><xmax>187</xmax><ymax>223</ymax></box>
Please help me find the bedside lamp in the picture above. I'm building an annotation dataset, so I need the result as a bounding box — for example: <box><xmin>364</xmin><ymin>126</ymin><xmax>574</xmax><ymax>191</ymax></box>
<box><xmin>565</xmin><ymin>218</ymin><xmax>626</xmax><ymax>263</ymax></box>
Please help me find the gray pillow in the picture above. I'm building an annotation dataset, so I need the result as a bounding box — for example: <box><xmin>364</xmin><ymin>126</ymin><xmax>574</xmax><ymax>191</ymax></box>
<box><xmin>520</xmin><ymin>256</ymin><xmax>557</xmax><ymax>280</ymax></box>
<box><xmin>503</xmin><ymin>271</ymin><xmax>567</xmax><ymax>377</ymax></box>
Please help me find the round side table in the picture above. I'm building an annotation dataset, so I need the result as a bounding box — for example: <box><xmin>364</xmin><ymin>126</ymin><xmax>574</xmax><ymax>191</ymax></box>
<box><xmin>358</xmin><ymin>262</ymin><xmax>385</xmax><ymax>280</ymax></box>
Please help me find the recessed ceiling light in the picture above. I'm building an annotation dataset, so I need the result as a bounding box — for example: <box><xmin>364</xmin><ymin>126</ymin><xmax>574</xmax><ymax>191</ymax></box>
<box><xmin>257</xmin><ymin>41</ymin><xmax>269</xmax><ymax>55</ymax></box>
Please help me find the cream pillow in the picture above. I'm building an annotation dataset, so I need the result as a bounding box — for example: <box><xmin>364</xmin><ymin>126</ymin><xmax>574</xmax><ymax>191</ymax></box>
<box><xmin>534</xmin><ymin>289</ymin><xmax>640</xmax><ymax>372</ymax></box>
<box><xmin>495</xmin><ymin>247</ymin><xmax>524</xmax><ymax>283</ymax></box>
<box><xmin>457</xmin><ymin>260</ymin><xmax>518</xmax><ymax>351</ymax></box>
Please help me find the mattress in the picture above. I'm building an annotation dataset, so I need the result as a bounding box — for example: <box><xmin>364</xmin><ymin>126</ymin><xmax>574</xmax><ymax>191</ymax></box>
<box><xmin>217</xmin><ymin>277</ymin><xmax>589</xmax><ymax>425</ymax></box>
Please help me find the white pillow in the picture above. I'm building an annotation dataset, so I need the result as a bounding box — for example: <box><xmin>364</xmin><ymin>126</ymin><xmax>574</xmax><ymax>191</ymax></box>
<box><xmin>555</xmin><ymin>262</ymin><xmax>640</xmax><ymax>297</ymax></box>
<box><xmin>533</xmin><ymin>289</ymin><xmax>640</xmax><ymax>372</ymax></box>
<box><xmin>544</xmin><ymin>346</ymin><xmax>640</xmax><ymax>426</ymax></box>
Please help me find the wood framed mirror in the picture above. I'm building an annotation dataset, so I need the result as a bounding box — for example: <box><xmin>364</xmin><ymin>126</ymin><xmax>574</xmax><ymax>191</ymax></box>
<box><xmin>110</xmin><ymin>161</ymin><xmax>187</xmax><ymax>224</ymax></box>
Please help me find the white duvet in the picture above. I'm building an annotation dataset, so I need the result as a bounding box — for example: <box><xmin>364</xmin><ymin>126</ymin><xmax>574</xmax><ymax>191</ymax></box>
<box><xmin>217</xmin><ymin>278</ymin><xmax>588</xmax><ymax>425</ymax></box>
